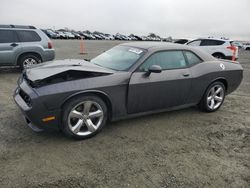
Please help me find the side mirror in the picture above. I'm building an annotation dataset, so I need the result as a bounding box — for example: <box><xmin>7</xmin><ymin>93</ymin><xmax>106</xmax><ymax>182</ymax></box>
<box><xmin>148</xmin><ymin>65</ymin><xmax>162</xmax><ymax>74</ymax></box>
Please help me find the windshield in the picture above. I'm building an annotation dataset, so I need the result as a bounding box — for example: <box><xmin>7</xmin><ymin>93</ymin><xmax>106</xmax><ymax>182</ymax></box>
<box><xmin>91</xmin><ymin>46</ymin><xmax>145</xmax><ymax>71</ymax></box>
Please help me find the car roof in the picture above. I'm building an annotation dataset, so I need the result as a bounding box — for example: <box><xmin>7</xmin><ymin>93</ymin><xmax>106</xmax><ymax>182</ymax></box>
<box><xmin>194</xmin><ymin>38</ymin><xmax>233</xmax><ymax>42</ymax></box>
<box><xmin>0</xmin><ymin>27</ymin><xmax>38</xmax><ymax>31</ymax></box>
<box><xmin>0</xmin><ymin>25</ymin><xmax>36</xmax><ymax>29</ymax></box>
<box><xmin>120</xmin><ymin>42</ymin><xmax>215</xmax><ymax>61</ymax></box>
<box><xmin>121</xmin><ymin>42</ymin><xmax>191</xmax><ymax>50</ymax></box>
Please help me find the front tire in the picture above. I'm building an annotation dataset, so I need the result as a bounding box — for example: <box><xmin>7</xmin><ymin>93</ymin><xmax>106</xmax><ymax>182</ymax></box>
<box><xmin>61</xmin><ymin>95</ymin><xmax>107</xmax><ymax>139</ymax></box>
<box><xmin>199</xmin><ymin>82</ymin><xmax>225</xmax><ymax>112</ymax></box>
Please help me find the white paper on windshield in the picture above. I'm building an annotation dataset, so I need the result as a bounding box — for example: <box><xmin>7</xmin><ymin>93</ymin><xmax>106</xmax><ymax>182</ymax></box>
<box><xmin>128</xmin><ymin>48</ymin><xmax>143</xmax><ymax>55</ymax></box>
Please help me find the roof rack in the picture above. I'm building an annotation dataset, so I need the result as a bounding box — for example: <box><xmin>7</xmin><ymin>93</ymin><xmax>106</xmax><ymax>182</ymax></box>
<box><xmin>0</xmin><ymin>25</ymin><xmax>36</xmax><ymax>29</ymax></box>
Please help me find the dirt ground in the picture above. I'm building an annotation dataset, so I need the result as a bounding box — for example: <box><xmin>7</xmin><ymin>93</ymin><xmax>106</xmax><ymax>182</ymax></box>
<box><xmin>0</xmin><ymin>40</ymin><xmax>249</xmax><ymax>188</ymax></box>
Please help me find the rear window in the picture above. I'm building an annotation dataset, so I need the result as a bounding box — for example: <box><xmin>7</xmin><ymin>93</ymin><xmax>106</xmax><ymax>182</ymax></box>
<box><xmin>0</xmin><ymin>30</ymin><xmax>18</xmax><ymax>43</ymax></box>
<box><xmin>187</xmin><ymin>40</ymin><xmax>201</xmax><ymax>46</ymax></box>
<box><xmin>184</xmin><ymin>51</ymin><xmax>203</xmax><ymax>66</ymax></box>
<box><xmin>16</xmin><ymin>30</ymin><xmax>41</xmax><ymax>42</ymax></box>
<box><xmin>200</xmin><ymin>39</ymin><xmax>225</xmax><ymax>46</ymax></box>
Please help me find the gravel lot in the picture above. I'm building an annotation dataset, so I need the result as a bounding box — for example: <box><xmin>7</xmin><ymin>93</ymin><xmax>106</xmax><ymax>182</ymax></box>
<box><xmin>0</xmin><ymin>40</ymin><xmax>249</xmax><ymax>188</ymax></box>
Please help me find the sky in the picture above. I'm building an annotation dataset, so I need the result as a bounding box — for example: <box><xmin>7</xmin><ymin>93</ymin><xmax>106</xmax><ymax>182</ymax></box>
<box><xmin>1</xmin><ymin>0</ymin><xmax>250</xmax><ymax>40</ymax></box>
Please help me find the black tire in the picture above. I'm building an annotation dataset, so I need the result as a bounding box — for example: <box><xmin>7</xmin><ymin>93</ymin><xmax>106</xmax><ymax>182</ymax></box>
<box><xmin>199</xmin><ymin>81</ymin><xmax>226</xmax><ymax>112</ymax></box>
<box><xmin>61</xmin><ymin>95</ymin><xmax>108</xmax><ymax>139</ymax></box>
<box><xmin>212</xmin><ymin>53</ymin><xmax>225</xmax><ymax>59</ymax></box>
<box><xmin>19</xmin><ymin>54</ymin><xmax>41</xmax><ymax>70</ymax></box>
<box><xmin>246</xmin><ymin>47</ymin><xmax>250</xmax><ymax>51</ymax></box>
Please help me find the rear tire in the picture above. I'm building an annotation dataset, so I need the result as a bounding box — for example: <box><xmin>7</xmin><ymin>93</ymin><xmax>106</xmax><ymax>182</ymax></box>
<box><xmin>199</xmin><ymin>82</ymin><xmax>226</xmax><ymax>112</ymax></box>
<box><xmin>61</xmin><ymin>95</ymin><xmax>108</xmax><ymax>139</ymax></box>
<box><xmin>19</xmin><ymin>54</ymin><xmax>41</xmax><ymax>70</ymax></box>
<box><xmin>212</xmin><ymin>53</ymin><xmax>225</xmax><ymax>59</ymax></box>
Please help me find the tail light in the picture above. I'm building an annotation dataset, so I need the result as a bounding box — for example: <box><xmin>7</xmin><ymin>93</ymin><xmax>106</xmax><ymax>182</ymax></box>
<box><xmin>48</xmin><ymin>42</ymin><xmax>53</xmax><ymax>49</ymax></box>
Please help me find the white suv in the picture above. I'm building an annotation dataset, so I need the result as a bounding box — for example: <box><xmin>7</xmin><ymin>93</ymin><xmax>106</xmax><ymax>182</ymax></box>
<box><xmin>243</xmin><ymin>43</ymin><xmax>250</xmax><ymax>50</ymax></box>
<box><xmin>186</xmin><ymin>38</ymin><xmax>238</xmax><ymax>60</ymax></box>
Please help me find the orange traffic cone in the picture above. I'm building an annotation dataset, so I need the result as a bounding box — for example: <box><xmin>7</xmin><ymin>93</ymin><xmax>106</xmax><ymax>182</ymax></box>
<box><xmin>80</xmin><ymin>37</ymin><xmax>87</xmax><ymax>55</ymax></box>
<box><xmin>232</xmin><ymin>47</ymin><xmax>236</xmax><ymax>61</ymax></box>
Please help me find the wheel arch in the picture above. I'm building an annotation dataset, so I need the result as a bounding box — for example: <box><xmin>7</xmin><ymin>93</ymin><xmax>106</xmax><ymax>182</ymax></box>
<box><xmin>198</xmin><ymin>77</ymin><xmax>228</xmax><ymax>111</ymax></box>
<box><xmin>61</xmin><ymin>90</ymin><xmax>113</xmax><ymax>121</ymax></box>
<box><xmin>199</xmin><ymin>77</ymin><xmax>228</xmax><ymax>104</ymax></box>
<box><xmin>212</xmin><ymin>52</ymin><xmax>225</xmax><ymax>58</ymax></box>
<box><xmin>17</xmin><ymin>52</ymin><xmax>43</xmax><ymax>66</ymax></box>
<box><xmin>208</xmin><ymin>77</ymin><xmax>228</xmax><ymax>92</ymax></box>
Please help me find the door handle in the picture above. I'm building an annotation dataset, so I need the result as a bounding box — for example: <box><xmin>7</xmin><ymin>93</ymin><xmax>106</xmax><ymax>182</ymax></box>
<box><xmin>182</xmin><ymin>73</ymin><xmax>190</xmax><ymax>77</ymax></box>
<box><xmin>10</xmin><ymin>43</ymin><xmax>18</xmax><ymax>47</ymax></box>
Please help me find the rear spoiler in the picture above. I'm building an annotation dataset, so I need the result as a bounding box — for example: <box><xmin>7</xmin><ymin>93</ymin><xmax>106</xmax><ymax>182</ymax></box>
<box><xmin>219</xmin><ymin>59</ymin><xmax>240</xmax><ymax>64</ymax></box>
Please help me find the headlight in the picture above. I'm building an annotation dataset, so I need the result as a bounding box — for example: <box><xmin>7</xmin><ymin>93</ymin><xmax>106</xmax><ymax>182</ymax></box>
<box><xmin>19</xmin><ymin>89</ymin><xmax>32</xmax><ymax>107</ymax></box>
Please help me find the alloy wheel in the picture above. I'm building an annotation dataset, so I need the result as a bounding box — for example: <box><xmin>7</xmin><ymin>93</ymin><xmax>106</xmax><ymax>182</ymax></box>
<box><xmin>207</xmin><ymin>85</ymin><xmax>224</xmax><ymax>110</ymax></box>
<box><xmin>67</xmin><ymin>100</ymin><xmax>104</xmax><ymax>136</ymax></box>
<box><xmin>23</xmin><ymin>58</ymin><xmax>38</xmax><ymax>68</ymax></box>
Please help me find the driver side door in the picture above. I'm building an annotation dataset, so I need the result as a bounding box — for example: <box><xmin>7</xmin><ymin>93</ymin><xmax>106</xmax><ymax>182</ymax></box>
<box><xmin>127</xmin><ymin>50</ymin><xmax>192</xmax><ymax>114</ymax></box>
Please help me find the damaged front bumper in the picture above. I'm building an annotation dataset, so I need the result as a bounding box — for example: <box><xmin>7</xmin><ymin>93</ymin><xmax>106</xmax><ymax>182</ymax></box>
<box><xmin>13</xmin><ymin>77</ymin><xmax>61</xmax><ymax>132</ymax></box>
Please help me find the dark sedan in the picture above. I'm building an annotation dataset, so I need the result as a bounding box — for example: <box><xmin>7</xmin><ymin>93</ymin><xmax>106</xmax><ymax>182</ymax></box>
<box><xmin>14</xmin><ymin>42</ymin><xmax>243</xmax><ymax>139</ymax></box>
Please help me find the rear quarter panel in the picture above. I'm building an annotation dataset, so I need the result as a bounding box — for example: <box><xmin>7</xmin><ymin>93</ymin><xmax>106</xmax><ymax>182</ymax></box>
<box><xmin>15</xmin><ymin>30</ymin><xmax>55</xmax><ymax>63</ymax></box>
<box><xmin>187</xmin><ymin>60</ymin><xmax>243</xmax><ymax>104</ymax></box>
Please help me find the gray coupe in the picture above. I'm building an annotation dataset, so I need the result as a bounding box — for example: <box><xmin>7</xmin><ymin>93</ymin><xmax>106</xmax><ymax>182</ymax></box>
<box><xmin>14</xmin><ymin>42</ymin><xmax>243</xmax><ymax>139</ymax></box>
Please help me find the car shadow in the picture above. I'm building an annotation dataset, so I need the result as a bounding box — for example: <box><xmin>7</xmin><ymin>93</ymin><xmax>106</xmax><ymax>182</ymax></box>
<box><xmin>0</xmin><ymin>67</ymin><xmax>21</xmax><ymax>74</ymax></box>
<box><xmin>104</xmin><ymin>106</ymin><xmax>201</xmax><ymax>131</ymax></box>
<box><xmin>20</xmin><ymin>106</ymin><xmax>201</xmax><ymax>142</ymax></box>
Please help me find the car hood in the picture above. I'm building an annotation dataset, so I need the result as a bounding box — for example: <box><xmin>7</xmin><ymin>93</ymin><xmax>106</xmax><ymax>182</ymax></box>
<box><xmin>24</xmin><ymin>59</ymin><xmax>115</xmax><ymax>87</ymax></box>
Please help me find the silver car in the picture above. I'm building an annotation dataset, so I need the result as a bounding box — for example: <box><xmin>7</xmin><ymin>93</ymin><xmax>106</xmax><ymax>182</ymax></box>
<box><xmin>0</xmin><ymin>25</ymin><xmax>55</xmax><ymax>69</ymax></box>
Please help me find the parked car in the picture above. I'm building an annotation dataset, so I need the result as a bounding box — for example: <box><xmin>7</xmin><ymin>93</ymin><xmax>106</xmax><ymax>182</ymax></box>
<box><xmin>82</xmin><ymin>32</ymin><xmax>96</xmax><ymax>40</ymax></box>
<box><xmin>104</xmin><ymin>34</ymin><xmax>115</xmax><ymax>40</ymax></box>
<box><xmin>122</xmin><ymin>35</ymin><xmax>131</xmax><ymax>40</ymax></box>
<box><xmin>134</xmin><ymin>35</ymin><xmax>143</xmax><ymax>41</ymax></box>
<box><xmin>174</xmin><ymin>39</ymin><xmax>190</xmax><ymax>44</ymax></box>
<box><xmin>47</xmin><ymin>29</ymin><xmax>59</xmax><ymax>39</ymax></box>
<box><xmin>78</xmin><ymin>32</ymin><xmax>88</xmax><ymax>39</ymax></box>
<box><xmin>243</xmin><ymin>43</ymin><xmax>250</xmax><ymax>50</ymax></box>
<box><xmin>72</xmin><ymin>32</ymin><xmax>81</xmax><ymax>39</ymax></box>
<box><xmin>79</xmin><ymin>32</ymin><xmax>90</xmax><ymax>40</ymax></box>
<box><xmin>41</xmin><ymin>29</ymin><xmax>58</xmax><ymax>39</ymax></box>
<box><xmin>114</xmin><ymin>34</ymin><xmax>123</xmax><ymax>40</ymax></box>
<box><xmin>13</xmin><ymin>42</ymin><xmax>243</xmax><ymax>139</ymax></box>
<box><xmin>140</xmin><ymin>36</ymin><xmax>148</xmax><ymax>41</ymax></box>
<box><xmin>129</xmin><ymin>35</ymin><xmax>138</xmax><ymax>41</ymax></box>
<box><xmin>232</xmin><ymin>41</ymin><xmax>243</xmax><ymax>49</ymax></box>
<box><xmin>0</xmin><ymin>25</ymin><xmax>55</xmax><ymax>69</ymax></box>
<box><xmin>186</xmin><ymin>38</ymin><xmax>238</xmax><ymax>60</ymax></box>
<box><xmin>64</xmin><ymin>32</ymin><xmax>75</xmax><ymax>39</ymax></box>
<box><xmin>99</xmin><ymin>33</ymin><xmax>111</xmax><ymax>40</ymax></box>
<box><xmin>56</xmin><ymin>31</ymin><xmax>67</xmax><ymax>39</ymax></box>
<box><xmin>93</xmin><ymin>33</ymin><xmax>103</xmax><ymax>40</ymax></box>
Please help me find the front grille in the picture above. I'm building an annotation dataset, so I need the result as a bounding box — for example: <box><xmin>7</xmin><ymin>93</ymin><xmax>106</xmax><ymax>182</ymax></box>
<box><xmin>19</xmin><ymin>89</ymin><xmax>32</xmax><ymax>107</ymax></box>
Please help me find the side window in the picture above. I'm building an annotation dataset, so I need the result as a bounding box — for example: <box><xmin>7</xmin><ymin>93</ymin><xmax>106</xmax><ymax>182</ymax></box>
<box><xmin>200</xmin><ymin>39</ymin><xmax>225</xmax><ymax>46</ymax></box>
<box><xmin>0</xmin><ymin>30</ymin><xmax>18</xmax><ymax>43</ymax></box>
<box><xmin>187</xmin><ymin>40</ymin><xmax>201</xmax><ymax>46</ymax></box>
<box><xmin>184</xmin><ymin>51</ymin><xmax>203</xmax><ymax>66</ymax></box>
<box><xmin>140</xmin><ymin>51</ymin><xmax>187</xmax><ymax>71</ymax></box>
<box><xmin>17</xmin><ymin>30</ymin><xmax>41</xmax><ymax>42</ymax></box>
